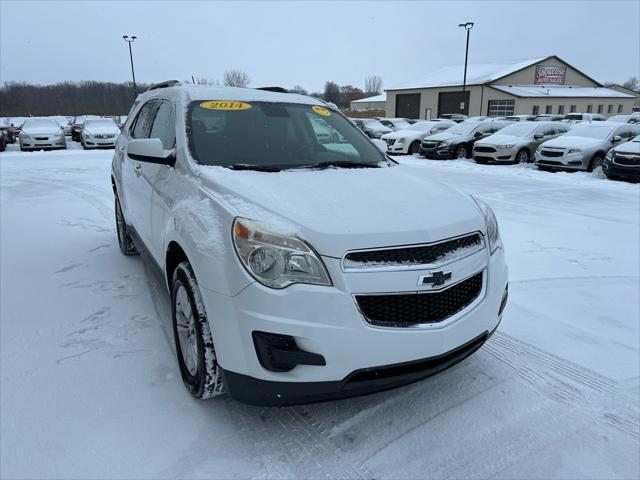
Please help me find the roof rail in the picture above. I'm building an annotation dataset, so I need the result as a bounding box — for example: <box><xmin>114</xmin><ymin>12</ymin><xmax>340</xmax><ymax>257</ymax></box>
<box><xmin>255</xmin><ymin>86</ymin><xmax>289</xmax><ymax>93</ymax></box>
<box><xmin>146</xmin><ymin>80</ymin><xmax>181</xmax><ymax>92</ymax></box>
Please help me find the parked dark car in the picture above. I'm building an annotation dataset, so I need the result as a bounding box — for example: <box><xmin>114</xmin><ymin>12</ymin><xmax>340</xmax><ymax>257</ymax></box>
<box><xmin>0</xmin><ymin>131</ymin><xmax>6</xmax><ymax>151</ymax></box>
<box><xmin>437</xmin><ymin>113</ymin><xmax>468</xmax><ymax>123</ymax></box>
<box><xmin>602</xmin><ymin>134</ymin><xmax>640</xmax><ymax>182</ymax></box>
<box><xmin>70</xmin><ymin>115</ymin><xmax>100</xmax><ymax>141</ymax></box>
<box><xmin>0</xmin><ymin>119</ymin><xmax>17</xmax><ymax>143</ymax></box>
<box><xmin>419</xmin><ymin>120</ymin><xmax>510</xmax><ymax>159</ymax></box>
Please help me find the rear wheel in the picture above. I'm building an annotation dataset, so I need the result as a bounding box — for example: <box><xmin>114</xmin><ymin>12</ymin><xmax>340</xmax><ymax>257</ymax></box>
<box><xmin>515</xmin><ymin>149</ymin><xmax>530</xmax><ymax>164</ymax></box>
<box><xmin>115</xmin><ymin>195</ymin><xmax>138</xmax><ymax>256</ymax></box>
<box><xmin>408</xmin><ymin>141</ymin><xmax>420</xmax><ymax>155</ymax></box>
<box><xmin>587</xmin><ymin>153</ymin><xmax>604</xmax><ymax>172</ymax></box>
<box><xmin>455</xmin><ymin>145</ymin><xmax>468</xmax><ymax>159</ymax></box>
<box><xmin>171</xmin><ymin>261</ymin><xmax>225</xmax><ymax>399</ymax></box>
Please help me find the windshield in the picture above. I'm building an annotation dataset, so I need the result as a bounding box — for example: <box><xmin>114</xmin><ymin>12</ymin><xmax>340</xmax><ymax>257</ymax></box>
<box><xmin>84</xmin><ymin>119</ymin><xmax>117</xmax><ymax>129</ymax></box>
<box><xmin>567</xmin><ymin>125</ymin><xmax>615</xmax><ymax>139</ymax></box>
<box><xmin>361</xmin><ymin>118</ymin><xmax>385</xmax><ymax>128</ymax></box>
<box><xmin>188</xmin><ymin>101</ymin><xmax>388</xmax><ymax>169</ymax></box>
<box><xmin>445</xmin><ymin>122</ymin><xmax>478</xmax><ymax>135</ymax></box>
<box><xmin>23</xmin><ymin>118</ymin><xmax>58</xmax><ymax>130</ymax></box>
<box><xmin>564</xmin><ymin>114</ymin><xmax>583</xmax><ymax>121</ymax></box>
<box><xmin>497</xmin><ymin>123</ymin><xmax>538</xmax><ymax>137</ymax></box>
<box><xmin>392</xmin><ymin>120</ymin><xmax>411</xmax><ymax>129</ymax></box>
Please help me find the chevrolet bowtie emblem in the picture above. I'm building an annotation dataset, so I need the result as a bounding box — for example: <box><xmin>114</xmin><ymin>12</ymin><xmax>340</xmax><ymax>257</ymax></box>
<box><xmin>419</xmin><ymin>271</ymin><xmax>452</xmax><ymax>287</ymax></box>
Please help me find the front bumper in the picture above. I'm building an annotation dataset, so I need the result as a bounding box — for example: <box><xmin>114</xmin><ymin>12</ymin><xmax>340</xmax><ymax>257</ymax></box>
<box><xmin>20</xmin><ymin>136</ymin><xmax>66</xmax><ymax>150</ymax></box>
<box><xmin>602</xmin><ymin>159</ymin><xmax>640</xmax><ymax>180</ymax></box>
<box><xmin>83</xmin><ymin>136</ymin><xmax>117</xmax><ymax>148</ymax></box>
<box><xmin>385</xmin><ymin>141</ymin><xmax>409</xmax><ymax>154</ymax></box>
<box><xmin>472</xmin><ymin>146</ymin><xmax>516</xmax><ymax>163</ymax></box>
<box><xmin>200</xmin><ymin>247</ymin><xmax>508</xmax><ymax>405</ymax></box>
<box><xmin>419</xmin><ymin>145</ymin><xmax>455</xmax><ymax>159</ymax></box>
<box><xmin>535</xmin><ymin>149</ymin><xmax>587</xmax><ymax>170</ymax></box>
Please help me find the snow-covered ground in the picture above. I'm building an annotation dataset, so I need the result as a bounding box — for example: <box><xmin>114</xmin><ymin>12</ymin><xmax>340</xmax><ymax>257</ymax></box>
<box><xmin>1</xmin><ymin>143</ymin><xmax>639</xmax><ymax>479</ymax></box>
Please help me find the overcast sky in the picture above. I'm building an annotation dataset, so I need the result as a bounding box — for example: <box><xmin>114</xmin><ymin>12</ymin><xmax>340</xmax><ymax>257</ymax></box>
<box><xmin>1</xmin><ymin>0</ymin><xmax>638</xmax><ymax>92</ymax></box>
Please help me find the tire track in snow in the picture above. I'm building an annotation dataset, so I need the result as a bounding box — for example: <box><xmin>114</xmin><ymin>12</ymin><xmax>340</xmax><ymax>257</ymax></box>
<box><xmin>486</xmin><ymin>332</ymin><xmax>639</xmax><ymax>440</ymax></box>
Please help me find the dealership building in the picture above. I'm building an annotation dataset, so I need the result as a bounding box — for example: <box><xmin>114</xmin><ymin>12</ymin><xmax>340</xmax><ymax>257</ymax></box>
<box><xmin>385</xmin><ymin>55</ymin><xmax>637</xmax><ymax>120</ymax></box>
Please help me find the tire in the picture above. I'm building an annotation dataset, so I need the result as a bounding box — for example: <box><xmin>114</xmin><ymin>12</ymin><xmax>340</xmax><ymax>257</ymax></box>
<box><xmin>408</xmin><ymin>141</ymin><xmax>420</xmax><ymax>155</ymax></box>
<box><xmin>587</xmin><ymin>153</ymin><xmax>604</xmax><ymax>172</ymax></box>
<box><xmin>115</xmin><ymin>195</ymin><xmax>138</xmax><ymax>256</ymax></box>
<box><xmin>515</xmin><ymin>149</ymin><xmax>530</xmax><ymax>164</ymax></box>
<box><xmin>455</xmin><ymin>145</ymin><xmax>468</xmax><ymax>159</ymax></box>
<box><xmin>171</xmin><ymin>261</ymin><xmax>225</xmax><ymax>399</ymax></box>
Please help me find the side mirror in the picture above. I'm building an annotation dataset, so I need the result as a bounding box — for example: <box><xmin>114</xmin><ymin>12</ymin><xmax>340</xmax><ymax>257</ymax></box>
<box><xmin>534</xmin><ymin>133</ymin><xmax>544</xmax><ymax>140</ymax></box>
<box><xmin>474</xmin><ymin>131</ymin><xmax>483</xmax><ymax>139</ymax></box>
<box><xmin>611</xmin><ymin>135</ymin><xmax>623</xmax><ymax>144</ymax></box>
<box><xmin>127</xmin><ymin>138</ymin><xmax>175</xmax><ymax>166</ymax></box>
<box><xmin>371</xmin><ymin>138</ymin><xmax>387</xmax><ymax>153</ymax></box>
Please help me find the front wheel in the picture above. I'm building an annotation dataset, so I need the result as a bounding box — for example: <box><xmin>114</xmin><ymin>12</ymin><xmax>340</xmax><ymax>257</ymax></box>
<box><xmin>455</xmin><ymin>145</ymin><xmax>468</xmax><ymax>159</ymax></box>
<box><xmin>171</xmin><ymin>261</ymin><xmax>225</xmax><ymax>399</ymax></box>
<box><xmin>515</xmin><ymin>149</ymin><xmax>530</xmax><ymax>164</ymax></box>
<box><xmin>408</xmin><ymin>141</ymin><xmax>420</xmax><ymax>155</ymax></box>
<box><xmin>587</xmin><ymin>153</ymin><xmax>604</xmax><ymax>172</ymax></box>
<box><xmin>115</xmin><ymin>195</ymin><xmax>138</xmax><ymax>256</ymax></box>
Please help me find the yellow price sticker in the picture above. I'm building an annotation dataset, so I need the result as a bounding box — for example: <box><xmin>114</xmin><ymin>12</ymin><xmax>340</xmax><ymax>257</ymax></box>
<box><xmin>200</xmin><ymin>101</ymin><xmax>252</xmax><ymax>111</ymax></box>
<box><xmin>312</xmin><ymin>105</ymin><xmax>331</xmax><ymax>117</ymax></box>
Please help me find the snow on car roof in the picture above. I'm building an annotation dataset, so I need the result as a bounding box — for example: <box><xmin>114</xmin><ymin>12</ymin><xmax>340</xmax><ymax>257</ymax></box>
<box><xmin>490</xmin><ymin>85</ymin><xmax>635</xmax><ymax>98</ymax></box>
<box><xmin>351</xmin><ymin>93</ymin><xmax>387</xmax><ymax>103</ymax></box>
<box><xmin>388</xmin><ymin>57</ymin><xmax>548</xmax><ymax>90</ymax></box>
<box><xmin>145</xmin><ymin>84</ymin><xmax>327</xmax><ymax>106</ymax></box>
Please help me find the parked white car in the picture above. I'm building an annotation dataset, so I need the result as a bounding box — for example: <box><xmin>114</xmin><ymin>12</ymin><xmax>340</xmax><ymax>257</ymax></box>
<box><xmin>352</xmin><ymin>118</ymin><xmax>393</xmax><ymax>138</ymax></box>
<box><xmin>19</xmin><ymin>117</ymin><xmax>66</xmax><ymax>151</ymax></box>
<box><xmin>111</xmin><ymin>83</ymin><xmax>508</xmax><ymax>405</ymax></box>
<box><xmin>563</xmin><ymin>113</ymin><xmax>606</xmax><ymax>123</ymax></box>
<box><xmin>606</xmin><ymin>114</ymin><xmax>640</xmax><ymax>124</ymax></box>
<box><xmin>81</xmin><ymin>118</ymin><xmax>121</xmax><ymax>149</ymax></box>
<box><xmin>535</xmin><ymin>122</ymin><xmax>640</xmax><ymax>172</ymax></box>
<box><xmin>381</xmin><ymin>120</ymin><xmax>455</xmax><ymax>154</ymax></box>
<box><xmin>376</xmin><ymin>118</ymin><xmax>413</xmax><ymax>131</ymax></box>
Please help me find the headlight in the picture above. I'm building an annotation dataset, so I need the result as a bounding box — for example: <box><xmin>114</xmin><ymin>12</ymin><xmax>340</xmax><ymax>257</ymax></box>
<box><xmin>567</xmin><ymin>149</ymin><xmax>583</xmax><ymax>154</ymax></box>
<box><xmin>496</xmin><ymin>144</ymin><xmax>515</xmax><ymax>149</ymax></box>
<box><xmin>20</xmin><ymin>134</ymin><xmax>31</xmax><ymax>141</ymax></box>
<box><xmin>471</xmin><ymin>197</ymin><xmax>502</xmax><ymax>255</ymax></box>
<box><xmin>396</xmin><ymin>138</ymin><xmax>404</xmax><ymax>145</ymax></box>
<box><xmin>440</xmin><ymin>140</ymin><xmax>450</xmax><ymax>146</ymax></box>
<box><xmin>232</xmin><ymin>218</ymin><xmax>332</xmax><ymax>289</ymax></box>
<box><xmin>605</xmin><ymin>150</ymin><xmax>614</xmax><ymax>160</ymax></box>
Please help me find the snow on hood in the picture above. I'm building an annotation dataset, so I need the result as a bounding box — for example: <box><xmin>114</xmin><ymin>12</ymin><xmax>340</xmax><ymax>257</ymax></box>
<box><xmin>381</xmin><ymin>129</ymin><xmax>425</xmax><ymax>140</ymax></box>
<box><xmin>614</xmin><ymin>139</ymin><xmax>640</xmax><ymax>155</ymax></box>
<box><xmin>84</xmin><ymin>125</ymin><xmax>120</xmax><ymax>135</ymax></box>
<box><xmin>477</xmin><ymin>134</ymin><xmax>526</xmax><ymax>146</ymax></box>
<box><xmin>541</xmin><ymin>135</ymin><xmax>604</xmax><ymax>149</ymax></box>
<box><xmin>424</xmin><ymin>131</ymin><xmax>463</xmax><ymax>142</ymax></box>
<box><xmin>196</xmin><ymin>164</ymin><xmax>485</xmax><ymax>257</ymax></box>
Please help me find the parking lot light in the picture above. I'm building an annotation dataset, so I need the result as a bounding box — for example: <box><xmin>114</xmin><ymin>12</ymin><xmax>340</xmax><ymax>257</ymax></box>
<box><xmin>122</xmin><ymin>35</ymin><xmax>138</xmax><ymax>96</ymax></box>
<box><xmin>458</xmin><ymin>22</ymin><xmax>474</xmax><ymax>93</ymax></box>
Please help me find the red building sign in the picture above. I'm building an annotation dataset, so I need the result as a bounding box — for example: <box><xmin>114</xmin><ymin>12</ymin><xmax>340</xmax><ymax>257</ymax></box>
<box><xmin>534</xmin><ymin>65</ymin><xmax>567</xmax><ymax>85</ymax></box>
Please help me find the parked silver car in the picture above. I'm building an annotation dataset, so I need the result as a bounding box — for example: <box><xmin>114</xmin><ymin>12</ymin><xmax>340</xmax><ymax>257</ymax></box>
<box><xmin>535</xmin><ymin>122</ymin><xmax>640</xmax><ymax>172</ymax></box>
<box><xmin>352</xmin><ymin>118</ymin><xmax>392</xmax><ymax>138</ymax></box>
<box><xmin>19</xmin><ymin>118</ymin><xmax>66</xmax><ymax>151</ymax></box>
<box><xmin>473</xmin><ymin>121</ymin><xmax>570</xmax><ymax>164</ymax></box>
<box><xmin>563</xmin><ymin>113</ymin><xmax>606</xmax><ymax>124</ymax></box>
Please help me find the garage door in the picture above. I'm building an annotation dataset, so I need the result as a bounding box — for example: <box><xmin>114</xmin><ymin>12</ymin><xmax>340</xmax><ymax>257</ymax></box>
<box><xmin>395</xmin><ymin>94</ymin><xmax>420</xmax><ymax>119</ymax></box>
<box><xmin>438</xmin><ymin>91</ymin><xmax>470</xmax><ymax>116</ymax></box>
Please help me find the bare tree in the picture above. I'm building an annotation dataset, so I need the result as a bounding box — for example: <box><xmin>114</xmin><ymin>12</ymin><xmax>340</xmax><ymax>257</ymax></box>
<box><xmin>340</xmin><ymin>85</ymin><xmax>365</xmax><ymax>108</ymax></box>
<box><xmin>323</xmin><ymin>81</ymin><xmax>341</xmax><ymax>105</ymax></box>
<box><xmin>622</xmin><ymin>76</ymin><xmax>639</xmax><ymax>92</ymax></box>
<box><xmin>223</xmin><ymin>69</ymin><xmax>250</xmax><ymax>88</ymax></box>
<box><xmin>364</xmin><ymin>75</ymin><xmax>383</xmax><ymax>95</ymax></box>
<box><xmin>290</xmin><ymin>85</ymin><xmax>308</xmax><ymax>95</ymax></box>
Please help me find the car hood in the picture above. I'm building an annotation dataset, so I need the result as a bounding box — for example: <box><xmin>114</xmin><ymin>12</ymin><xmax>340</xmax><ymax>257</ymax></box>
<box><xmin>22</xmin><ymin>126</ymin><xmax>62</xmax><ymax>136</ymax></box>
<box><xmin>198</xmin><ymin>164</ymin><xmax>485</xmax><ymax>257</ymax></box>
<box><xmin>381</xmin><ymin>129</ymin><xmax>425</xmax><ymax>140</ymax></box>
<box><xmin>541</xmin><ymin>136</ymin><xmax>604</xmax><ymax>149</ymax></box>
<box><xmin>476</xmin><ymin>134</ymin><xmax>527</xmax><ymax>146</ymax></box>
<box><xmin>424</xmin><ymin>131</ymin><xmax>466</xmax><ymax>142</ymax></box>
<box><xmin>614</xmin><ymin>140</ymin><xmax>640</xmax><ymax>155</ymax></box>
<box><xmin>85</xmin><ymin>126</ymin><xmax>120</xmax><ymax>135</ymax></box>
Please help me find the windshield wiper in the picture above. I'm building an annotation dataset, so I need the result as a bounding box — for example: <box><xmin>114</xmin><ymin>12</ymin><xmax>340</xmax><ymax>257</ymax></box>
<box><xmin>227</xmin><ymin>163</ymin><xmax>283</xmax><ymax>172</ymax></box>
<box><xmin>305</xmin><ymin>160</ymin><xmax>382</xmax><ymax>170</ymax></box>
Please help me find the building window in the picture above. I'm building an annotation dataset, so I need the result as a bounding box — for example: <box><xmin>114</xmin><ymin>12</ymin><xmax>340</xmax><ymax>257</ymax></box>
<box><xmin>607</xmin><ymin>104</ymin><xmax>613</xmax><ymax>114</ymax></box>
<box><xmin>487</xmin><ymin>99</ymin><xmax>515</xmax><ymax>117</ymax></box>
<box><xmin>532</xmin><ymin>105</ymin><xmax>539</xmax><ymax>115</ymax></box>
<box><xmin>545</xmin><ymin>105</ymin><xmax>552</xmax><ymax>114</ymax></box>
<box><xmin>618</xmin><ymin>104</ymin><xmax>623</xmax><ymax>113</ymax></box>
<box><xmin>597</xmin><ymin>105</ymin><xmax>603</xmax><ymax>114</ymax></box>
<box><xmin>587</xmin><ymin>105</ymin><xmax>593</xmax><ymax>113</ymax></box>
<box><xmin>570</xmin><ymin>105</ymin><xmax>576</xmax><ymax>113</ymax></box>
<box><xmin>558</xmin><ymin>105</ymin><xmax>565</xmax><ymax>115</ymax></box>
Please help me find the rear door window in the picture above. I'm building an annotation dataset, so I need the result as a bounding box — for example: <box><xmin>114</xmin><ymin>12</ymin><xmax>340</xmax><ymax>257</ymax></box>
<box><xmin>131</xmin><ymin>100</ymin><xmax>160</xmax><ymax>139</ymax></box>
<box><xmin>149</xmin><ymin>101</ymin><xmax>176</xmax><ymax>149</ymax></box>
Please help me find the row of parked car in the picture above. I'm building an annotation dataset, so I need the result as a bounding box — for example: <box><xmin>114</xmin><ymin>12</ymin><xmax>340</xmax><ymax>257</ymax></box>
<box><xmin>353</xmin><ymin>114</ymin><xmax>640</xmax><ymax>182</ymax></box>
<box><xmin>0</xmin><ymin>114</ymin><xmax>124</xmax><ymax>151</ymax></box>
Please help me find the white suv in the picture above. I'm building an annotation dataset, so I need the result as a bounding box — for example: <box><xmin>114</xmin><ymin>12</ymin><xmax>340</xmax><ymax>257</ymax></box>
<box><xmin>111</xmin><ymin>82</ymin><xmax>509</xmax><ymax>405</ymax></box>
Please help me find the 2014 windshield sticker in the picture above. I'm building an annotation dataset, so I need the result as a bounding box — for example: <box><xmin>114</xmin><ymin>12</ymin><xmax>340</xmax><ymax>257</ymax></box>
<box><xmin>200</xmin><ymin>101</ymin><xmax>252</xmax><ymax>111</ymax></box>
<box><xmin>312</xmin><ymin>106</ymin><xmax>331</xmax><ymax>116</ymax></box>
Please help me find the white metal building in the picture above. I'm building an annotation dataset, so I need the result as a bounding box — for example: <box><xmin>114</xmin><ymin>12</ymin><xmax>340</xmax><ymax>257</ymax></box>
<box><xmin>349</xmin><ymin>93</ymin><xmax>387</xmax><ymax>112</ymax></box>
<box><xmin>385</xmin><ymin>55</ymin><xmax>636</xmax><ymax>120</ymax></box>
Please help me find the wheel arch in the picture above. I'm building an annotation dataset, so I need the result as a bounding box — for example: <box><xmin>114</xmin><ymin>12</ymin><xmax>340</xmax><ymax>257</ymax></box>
<box><xmin>165</xmin><ymin>240</ymin><xmax>190</xmax><ymax>291</ymax></box>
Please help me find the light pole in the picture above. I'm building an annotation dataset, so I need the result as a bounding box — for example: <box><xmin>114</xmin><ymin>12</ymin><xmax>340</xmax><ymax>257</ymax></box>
<box><xmin>122</xmin><ymin>35</ymin><xmax>137</xmax><ymax>95</ymax></box>
<box><xmin>458</xmin><ymin>22</ymin><xmax>474</xmax><ymax>93</ymax></box>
